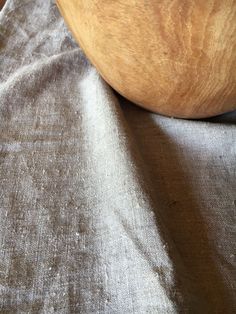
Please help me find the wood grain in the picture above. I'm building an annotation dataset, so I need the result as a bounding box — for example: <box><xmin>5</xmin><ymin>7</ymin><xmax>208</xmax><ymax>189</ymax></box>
<box><xmin>57</xmin><ymin>0</ymin><xmax>236</xmax><ymax>118</ymax></box>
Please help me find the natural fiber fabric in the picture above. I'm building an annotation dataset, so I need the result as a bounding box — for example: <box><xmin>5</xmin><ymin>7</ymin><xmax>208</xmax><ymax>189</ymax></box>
<box><xmin>0</xmin><ymin>0</ymin><xmax>235</xmax><ymax>313</ymax></box>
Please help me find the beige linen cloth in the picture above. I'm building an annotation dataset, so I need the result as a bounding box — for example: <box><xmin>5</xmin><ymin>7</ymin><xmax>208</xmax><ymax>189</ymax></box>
<box><xmin>0</xmin><ymin>0</ymin><xmax>235</xmax><ymax>313</ymax></box>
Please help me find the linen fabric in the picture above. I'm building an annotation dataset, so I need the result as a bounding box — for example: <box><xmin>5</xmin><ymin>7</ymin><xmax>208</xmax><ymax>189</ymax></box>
<box><xmin>0</xmin><ymin>0</ymin><xmax>235</xmax><ymax>313</ymax></box>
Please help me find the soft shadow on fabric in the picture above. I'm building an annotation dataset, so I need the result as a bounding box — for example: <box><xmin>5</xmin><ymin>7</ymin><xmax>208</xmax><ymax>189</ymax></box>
<box><xmin>120</xmin><ymin>97</ymin><xmax>235</xmax><ymax>313</ymax></box>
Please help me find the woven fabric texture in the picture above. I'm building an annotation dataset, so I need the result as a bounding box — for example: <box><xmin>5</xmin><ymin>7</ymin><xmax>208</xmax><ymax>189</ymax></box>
<box><xmin>0</xmin><ymin>0</ymin><xmax>235</xmax><ymax>313</ymax></box>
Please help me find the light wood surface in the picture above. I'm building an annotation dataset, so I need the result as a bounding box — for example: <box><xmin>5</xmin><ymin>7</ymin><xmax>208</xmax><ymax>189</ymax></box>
<box><xmin>57</xmin><ymin>0</ymin><xmax>236</xmax><ymax>118</ymax></box>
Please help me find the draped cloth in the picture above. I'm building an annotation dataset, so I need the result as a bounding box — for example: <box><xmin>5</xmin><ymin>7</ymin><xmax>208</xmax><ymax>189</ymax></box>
<box><xmin>0</xmin><ymin>1</ymin><xmax>235</xmax><ymax>312</ymax></box>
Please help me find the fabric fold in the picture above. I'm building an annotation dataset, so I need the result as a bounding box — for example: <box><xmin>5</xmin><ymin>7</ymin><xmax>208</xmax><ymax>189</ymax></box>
<box><xmin>0</xmin><ymin>0</ymin><xmax>235</xmax><ymax>313</ymax></box>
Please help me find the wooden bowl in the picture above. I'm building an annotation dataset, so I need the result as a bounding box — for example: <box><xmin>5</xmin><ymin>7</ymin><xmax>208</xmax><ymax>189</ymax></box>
<box><xmin>0</xmin><ymin>0</ymin><xmax>6</xmax><ymax>10</ymax></box>
<box><xmin>57</xmin><ymin>0</ymin><xmax>236</xmax><ymax>118</ymax></box>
